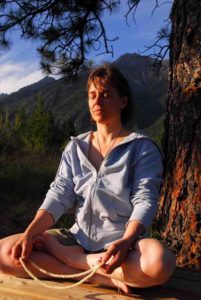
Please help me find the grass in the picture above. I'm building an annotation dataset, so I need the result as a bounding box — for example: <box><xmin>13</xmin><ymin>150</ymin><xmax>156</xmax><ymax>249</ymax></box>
<box><xmin>0</xmin><ymin>154</ymin><xmax>59</xmax><ymax>202</ymax></box>
<box><xmin>0</xmin><ymin>154</ymin><xmax>62</xmax><ymax>235</ymax></box>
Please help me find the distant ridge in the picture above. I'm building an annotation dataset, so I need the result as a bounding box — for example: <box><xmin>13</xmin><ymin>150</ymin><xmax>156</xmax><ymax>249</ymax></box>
<box><xmin>18</xmin><ymin>76</ymin><xmax>56</xmax><ymax>93</ymax></box>
<box><xmin>0</xmin><ymin>53</ymin><xmax>168</xmax><ymax>133</ymax></box>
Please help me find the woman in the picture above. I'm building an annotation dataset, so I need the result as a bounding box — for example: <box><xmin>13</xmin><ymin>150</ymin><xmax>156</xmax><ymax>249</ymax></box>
<box><xmin>0</xmin><ymin>65</ymin><xmax>175</xmax><ymax>293</ymax></box>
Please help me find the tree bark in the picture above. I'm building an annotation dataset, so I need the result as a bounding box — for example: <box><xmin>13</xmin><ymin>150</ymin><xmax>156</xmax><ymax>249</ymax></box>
<box><xmin>156</xmin><ymin>0</ymin><xmax>201</xmax><ymax>269</ymax></box>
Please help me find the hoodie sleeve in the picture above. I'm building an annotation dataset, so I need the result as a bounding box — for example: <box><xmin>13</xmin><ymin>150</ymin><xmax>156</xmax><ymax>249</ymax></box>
<box><xmin>39</xmin><ymin>141</ymin><xmax>76</xmax><ymax>223</ymax></box>
<box><xmin>128</xmin><ymin>139</ymin><xmax>163</xmax><ymax>229</ymax></box>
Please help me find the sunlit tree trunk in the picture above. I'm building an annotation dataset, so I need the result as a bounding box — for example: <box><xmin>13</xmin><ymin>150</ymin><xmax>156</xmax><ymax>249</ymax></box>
<box><xmin>156</xmin><ymin>0</ymin><xmax>201</xmax><ymax>269</ymax></box>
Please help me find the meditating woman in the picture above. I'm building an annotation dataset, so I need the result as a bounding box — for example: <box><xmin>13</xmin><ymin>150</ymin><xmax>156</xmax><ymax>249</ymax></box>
<box><xmin>0</xmin><ymin>64</ymin><xmax>175</xmax><ymax>293</ymax></box>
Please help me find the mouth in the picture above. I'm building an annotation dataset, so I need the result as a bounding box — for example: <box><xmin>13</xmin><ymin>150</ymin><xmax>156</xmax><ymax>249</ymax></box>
<box><xmin>93</xmin><ymin>109</ymin><xmax>105</xmax><ymax>114</ymax></box>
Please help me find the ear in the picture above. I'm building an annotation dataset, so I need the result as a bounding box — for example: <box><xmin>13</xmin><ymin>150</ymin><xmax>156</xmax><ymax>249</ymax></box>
<box><xmin>120</xmin><ymin>96</ymin><xmax>128</xmax><ymax>108</ymax></box>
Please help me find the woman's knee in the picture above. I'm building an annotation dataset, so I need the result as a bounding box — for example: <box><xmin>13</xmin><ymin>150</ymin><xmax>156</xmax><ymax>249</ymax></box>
<box><xmin>139</xmin><ymin>238</ymin><xmax>176</xmax><ymax>285</ymax></box>
<box><xmin>0</xmin><ymin>240</ymin><xmax>10</xmax><ymax>273</ymax></box>
<box><xmin>0</xmin><ymin>234</ymin><xmax>22</xmax><ymax>274</ymax></box>
<box><xmin>157</xmin><ymin>243</ymin><xmax>176</xmax><ymax>284</ymax></box>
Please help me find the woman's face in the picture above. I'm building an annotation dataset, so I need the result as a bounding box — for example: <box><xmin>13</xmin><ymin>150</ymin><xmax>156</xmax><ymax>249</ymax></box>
<box><xmin>88</xmin><ymin>79</ymin><xmax>127</xmax><ymax>124</ymax></box>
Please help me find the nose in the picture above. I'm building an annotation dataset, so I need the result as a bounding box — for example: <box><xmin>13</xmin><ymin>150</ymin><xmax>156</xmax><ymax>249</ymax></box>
<box><xmin>95</xmin><ymin>92</ymin><xmax>103</xmax><ymax>105</ymax></box>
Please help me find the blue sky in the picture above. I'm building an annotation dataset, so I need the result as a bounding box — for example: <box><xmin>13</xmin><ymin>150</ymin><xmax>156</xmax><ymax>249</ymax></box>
<box><xmin>0</xmin><ymin>0</ymin><xmax>172</xmax><ymax>94</ymax></box>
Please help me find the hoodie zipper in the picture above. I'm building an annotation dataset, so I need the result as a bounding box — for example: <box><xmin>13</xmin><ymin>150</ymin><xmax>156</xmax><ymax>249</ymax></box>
<box><xmin>71</xmin><ymin>132</ymin><xmax>146</xmax><ymax>251</ymax></box>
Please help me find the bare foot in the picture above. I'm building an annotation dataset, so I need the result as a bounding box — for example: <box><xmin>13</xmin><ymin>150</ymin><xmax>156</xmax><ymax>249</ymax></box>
<box><xmin>111</xmin><ymin>278</ymin><xmax>132</xmax><ymax>294</ymax></box>
<box><xmin>33</xmin><ymin>235</ymin><xmax>132</xmax><ymax>294</ymax></box>
<box><xmin>90</xmin><ymin>273</ymin><xmax>132</xmax><ymax>294</ymax></box>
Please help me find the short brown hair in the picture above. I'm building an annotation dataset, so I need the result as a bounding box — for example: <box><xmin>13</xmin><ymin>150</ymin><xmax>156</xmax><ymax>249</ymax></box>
<box><xmin>87</xmin><ymin>64</ymin><xmax>134</xmax><ymax>125</ymax></box>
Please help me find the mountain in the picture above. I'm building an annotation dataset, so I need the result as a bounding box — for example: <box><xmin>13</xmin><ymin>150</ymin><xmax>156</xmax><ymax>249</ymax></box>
<box><xmin>0</xmin><ymin>76</ymin><xmax>56</xmax><ymax>111</ymax></box>
<box><xmin>16</xmin><ymin>76</ymin><xmax>56</xmax><ymax>95</ymax></box>
<box><xmin>0</xmin><ymin>53</ymin><xmax>168</xmax><ymax>133</ymax></box>
<box><xmin>113</xmin><ymin>53</ymin><xmax>168</xmax><ymax>128</ymax></box>
<box><xmin>0</xmin><ymin>93</ymin><xmax>8</xmax><ymax>102</ymax></box>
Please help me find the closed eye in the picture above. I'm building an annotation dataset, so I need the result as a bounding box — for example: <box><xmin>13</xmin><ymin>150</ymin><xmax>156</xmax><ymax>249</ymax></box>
<box><xmin>88</xmin><ymin>90</ymin><xmax>112</xmax><ymax>100</ymax></box>
<box><xmin>88</xmin><ymin>92</ymin><xmax>96</xmax><ymax>100</ymax></box>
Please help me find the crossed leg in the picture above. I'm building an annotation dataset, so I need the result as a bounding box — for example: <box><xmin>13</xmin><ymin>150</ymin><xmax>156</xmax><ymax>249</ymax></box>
<box><xmin>0</xmin><ymin>233</ymin><xmax>176</xmax><ymax>294</ymax></box>
<box><xmin>0</xmin><ymin>234</ymin><xmax>130</xmax><ymax>293</ymax></box>
<box><xmin>34</xmin><ymin>233</ymin><xmax>175</xmax><ymax>287</ymax></box>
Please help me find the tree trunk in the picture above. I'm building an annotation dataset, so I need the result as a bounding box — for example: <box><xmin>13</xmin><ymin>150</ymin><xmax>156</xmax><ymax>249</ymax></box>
<box><xmin>156</xmin><ymin>0</ymin><xmax>201</xmax><ymax>269</ymax></box>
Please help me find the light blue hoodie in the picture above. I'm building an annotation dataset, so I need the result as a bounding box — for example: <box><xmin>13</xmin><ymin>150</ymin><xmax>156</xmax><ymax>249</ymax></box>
<box><xmin>40</xmin><ymin>131</ymin><xmax>163</xmax><ymax>251</ymax></box>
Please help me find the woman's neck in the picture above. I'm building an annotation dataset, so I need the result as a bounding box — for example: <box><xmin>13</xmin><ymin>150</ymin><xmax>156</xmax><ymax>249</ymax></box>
<box><xmin>96</xmin><ymin>122</ymin><xmax>123</xmax><ymax>142</ymax></box>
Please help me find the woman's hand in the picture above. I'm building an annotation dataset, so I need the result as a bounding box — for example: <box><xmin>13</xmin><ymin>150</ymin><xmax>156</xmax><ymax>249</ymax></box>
<box><xmin>11</xmin><ymin>209</ymin><xmax>55</xmax><ymax>267</ymax></box>
<box><xmin>100</xmin><ymin>238</ymin><xmax>132</xmax><ymax>274</ymax></box>
<box><xmin>100</xmin><ymin>221</ymin><xmax>145</xmax><ymax>274</ymax></box>
<box><xmin>11</xmin><ymin>233</ymin><xmax>34</xmax><ymax>267</ymax></box>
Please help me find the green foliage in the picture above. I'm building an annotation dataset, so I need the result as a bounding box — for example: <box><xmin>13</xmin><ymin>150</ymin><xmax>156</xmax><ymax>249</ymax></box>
<box><xmin>23</xmin><ymin>96</ymin><xmax>54</xmax><ymax>153</ymax></box>
<box><xmin>0</xmin><ymin>155</ymin><xmax>59</xmax><ymax>204</ymax></box>
<box><xmin>0</xmin><ymin>111</ymin><xmax>9</xmax><ymax>151</ymax></box>
<box><xmin>0</xmin><ymin>110</ymin><xmax>26</xmax><ymax>154</ymax></box>
<box><xmin>0</xmin><ymin>154</ymin><xmax>61</xmax><ymax>235</ymax></box>
<box><xmin>53</xmin><ymin>118</ymin><xmax>75</xmax><ymax>152</ymax></box>
<box><xmin>0</xmin><ymin>95</ymin><xmax>75</xmax><ymax>156</ymax></box>
<box><xmin>12</xmin><ymin>108</ymin><xmax>27</xmax><ymax>151</ymax></box>
<box><xmin>141</xmin><ymin>115</ymin><xmax>165</xmax><ymax>149</ymax></box>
